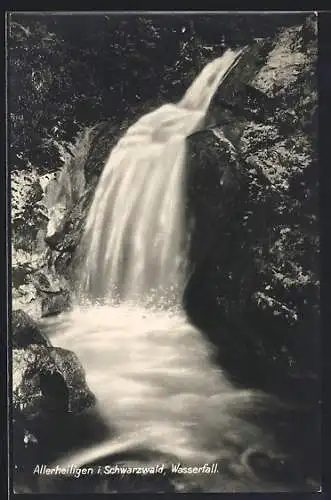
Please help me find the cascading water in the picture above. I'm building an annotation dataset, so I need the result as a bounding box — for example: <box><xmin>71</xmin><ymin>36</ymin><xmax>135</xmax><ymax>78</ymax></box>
<box><xmin>79</xmin><ymin>48</ymin><xmax>244</xmax><ymax>304</ymax></box>
<box><xmin>43</xmin><ymin>49</ymin><xmax>292</xmax><ymax>492</ymax></box>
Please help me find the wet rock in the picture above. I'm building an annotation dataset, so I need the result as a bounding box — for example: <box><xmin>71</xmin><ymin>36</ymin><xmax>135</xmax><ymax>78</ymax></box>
<box><xmin>12</xmin><ymin>310</ymin><xmax>51</xmax><ymax>348</ymax></box>
<box><xmin>44</xmin><ymin>202</ymin><xmax>67</xmax><ymax>248</ymax></box>
<box><xmin>45</xmin><ymin>196</ymin><xmax>89</xmax><ymax>253</ymax></box>
<box><xmin>13</xmin><ymin>344</ymin><xmax>95</xmax><ymax>419</ymax></box>
<box><xmin>54</xmin><ymin>252</ymin><xmax>74</xmax><ymax>280</ymax></box>
<box><xmin>185</xmin><ymin>127</ymin><xmax>241</xmax><ymax>268</ymax></box>
<box><xmin>13</xmin><ymin>356</ymin><xmax>94</xmax><ymax>492</ymax></box>
<box><xmin>49</xmin><ymin>347</ymin><xmax>96</xmax><ymax>413</ymax></box>
<box><xmin>83</xmin><ymin>121</ymin><xmax>120</xmax><ymax>185</ymax></box>
<box><xmin>41</xmin><ymin>290</ymin><xmax>72</xmax><ymax>317</ymax></box>
<box><xmin>43</xmin><ymin>191</ymin><xmax>92</xmax><ymax>286</ymax></box>
<box><xmin>12</xmin><ymin>341</ymin><xmax>96</xmax><ymax>494</ymax></box>
<box><xmin>187</xmin><ymin>127</ymin><xmax>241</xmax><ymax>203</ymax></box>
<box><xmin>33</xmin><ymin>270</ymin><xmax>64</xmax><ymax>294</ymax></box>
<box><xmin>31</xmin><ymin>270</ymin><xmax>73</xmax><ymax>317</ymax></box>
<box><xmin>33</xmin><ymin>269</ymin><xmax>71</xmax><ymax>295</ymax></box>
<box><xmin>43</xmin><ymin>125</ymin><xmax>99</xmax><ymax>258</ymax></box>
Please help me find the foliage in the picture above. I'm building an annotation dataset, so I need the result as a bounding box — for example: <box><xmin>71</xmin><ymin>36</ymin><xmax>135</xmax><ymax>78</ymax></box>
<box><xmin>8</xmin><ymin>13</ymin><xmax>308</xmax><ymax>173</ymax></box>
<box><xmin>11</xmin><ymin>168</ymin><xmax>46</xmax><ymax>250</ymax></box>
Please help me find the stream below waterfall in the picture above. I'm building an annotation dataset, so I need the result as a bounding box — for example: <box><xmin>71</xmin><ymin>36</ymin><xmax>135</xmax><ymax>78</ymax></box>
<box><xmin>38</xmin><ymin>302</ymin><xmax>294</xmax><ymax>493</ymax></box>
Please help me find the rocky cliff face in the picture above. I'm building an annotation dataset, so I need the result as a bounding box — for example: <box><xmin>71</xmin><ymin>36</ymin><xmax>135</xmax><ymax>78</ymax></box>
<box><xmin>184</xmin><ymin>18</ymin><xmax>319</xmax><ymax>405</ymax></box>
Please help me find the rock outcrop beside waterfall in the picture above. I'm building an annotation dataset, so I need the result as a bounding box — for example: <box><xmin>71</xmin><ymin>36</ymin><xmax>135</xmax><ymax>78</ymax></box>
<box><xmin>12</xmin><ymin>16</ymin><xmax>318</xmax><ymax>403</ymax></box>
<box><xmin>185</xmin><ymin>18</ymin><xmax>318</xmax><ymax>405</ymax></box>
<box><xmin>12</xmin><ymin>309</ymin><xmax>96</xmax><ymax>493</ymax></box>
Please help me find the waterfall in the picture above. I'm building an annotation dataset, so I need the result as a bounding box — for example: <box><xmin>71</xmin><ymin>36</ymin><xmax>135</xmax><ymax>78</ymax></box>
<box><xmin>79</xmin><ymin>49</ymin><xmax>243</xmax><ymax>305</ymax></box>
<box><xmin>43</xmin><ymin>49</ymin><xmax>294</xmax><ymax>493</ymax></box>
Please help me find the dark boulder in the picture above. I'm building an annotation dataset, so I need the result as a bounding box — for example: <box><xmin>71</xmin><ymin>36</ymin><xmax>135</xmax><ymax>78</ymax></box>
<box><xmin>33</xmin><ymin>270</ymin><xmax>69</xmax><ymax>295</ymax></box>
<box><xmin>13</xmin><ymin>344</ymin><xmax>95</xmax><ymax>419</ymax></box>
<box><xmin>41</xmin><ymin>290</ymin><xmax>72</xmax><ymax>318</ymax></box>
<box><xmin>44</xmin><ymin>191</ymin><xmax>91</xmax><ymax>253</ymax></box>
<box><xmin>54</xmin><ymin>252</ymin><xmax>75</xmax><ymax>280</ymax></box>
<box><xmin>12</xmin><ymin>342</ymin><xmax>96</xmax><ymax>493</ymax></box>
<box><xmin>12</xmin><ymin>310</ymin><xmax>51</xmax><ymax>348</ymax></box>
<box><xmin>83</xmin><ymin>121</ymin><xmax>121</xmax><ymax>186</ymax></box>
<box><xmin>31</xmin><ymin>271</ymin><xmax>73</xmax><ymax>317</ymax></box>
<box><xmin>185</xmin><ymin>127</ymin><xmax>241</xmax><ymax>268</ymax></box>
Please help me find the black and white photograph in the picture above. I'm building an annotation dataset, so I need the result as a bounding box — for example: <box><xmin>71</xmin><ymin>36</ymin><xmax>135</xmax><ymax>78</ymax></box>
<box><xmin>8</xmin><ymin>11</ymin><xmax>320</xmax><ymax>493</ymax></box>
